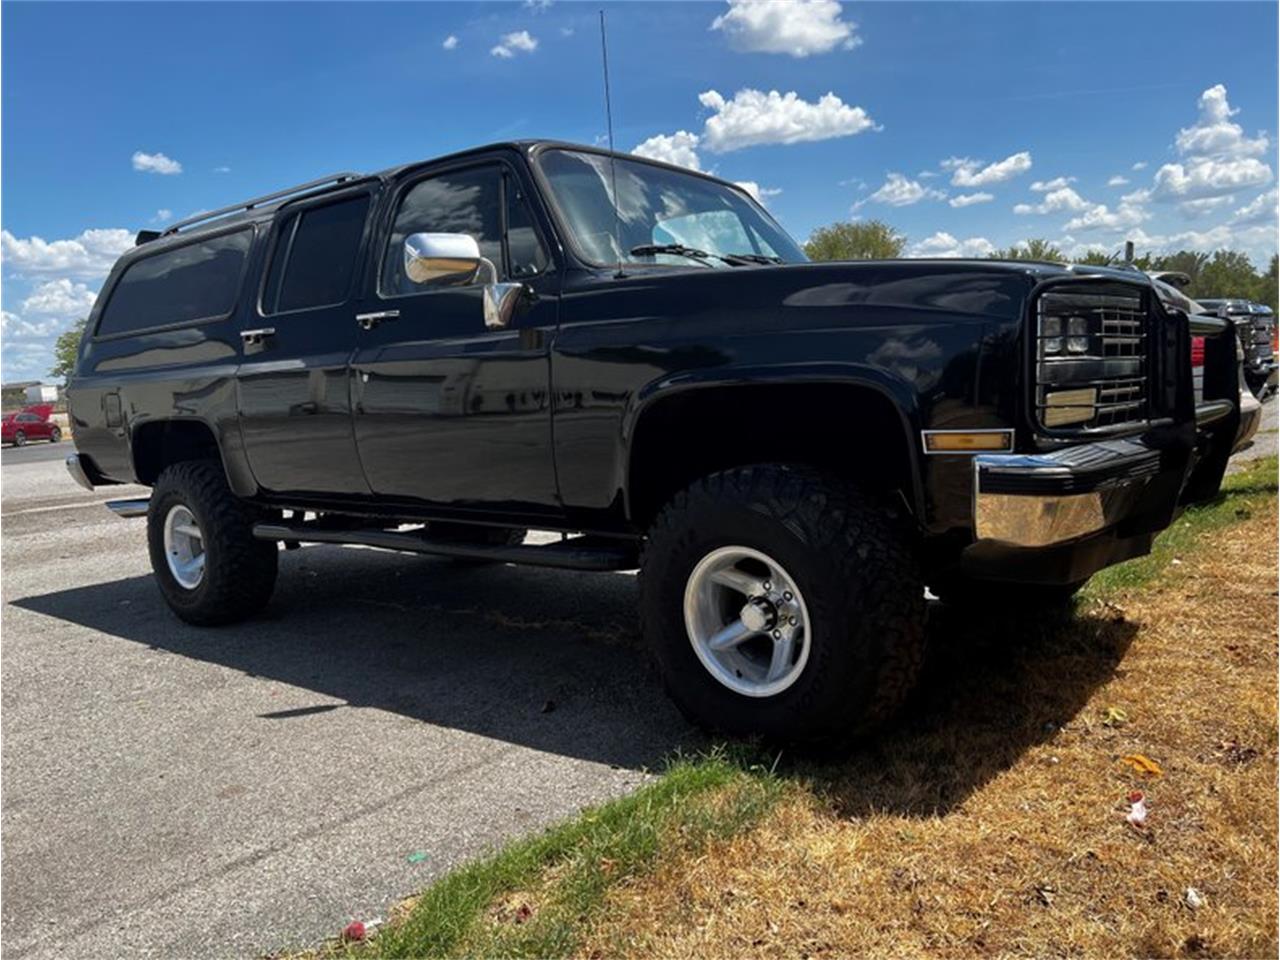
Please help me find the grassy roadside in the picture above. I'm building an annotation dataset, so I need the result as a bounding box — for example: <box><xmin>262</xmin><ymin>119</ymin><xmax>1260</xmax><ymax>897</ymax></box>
<box><xmin>287</xmin><ymin>455</ymin><xmax>1277</xmax><ymax>960</ymax></box>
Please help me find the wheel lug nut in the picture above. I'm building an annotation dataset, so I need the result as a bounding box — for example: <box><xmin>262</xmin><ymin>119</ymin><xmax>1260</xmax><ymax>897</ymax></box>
<box><xmin>762</xmin><ymin>581</ymin><xmax>772</xmax><ymax>591</ymax></box>
<box><xmin>772</xmin><ymin>629</ymin><xmax>781</xmax><ymax>639</ymax></box>
<box><xmin>789</xmin><ymin>616</ymin><xmax>798</xmax><ymax>626</ymax></box>
<box><xmin>783</xmin><ymin>591</ymin><xmax>792</xmax><ymax>601</ymax></box>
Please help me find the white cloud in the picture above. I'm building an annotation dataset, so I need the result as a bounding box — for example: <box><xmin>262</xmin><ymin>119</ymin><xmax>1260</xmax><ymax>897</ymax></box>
<box><xmin>523</xmin><ymin>0</ymin><xmax>552</xmax><ymax>9</ymax></box>
<box><xmin>1121</xmin><ymin>188</ymin><xmax>1152</xmax><ymax>205</ymax></box>
<box><xmin>1231</xmin><ymin>188</ymin><xmax>1279</xmax><ymax>226</ymax></box>
<box><xmin>1178</xmin><ymin>195</ymin><xmax>1235</xmax><ymax>217</ymax></box>
<box><xmin>152</xmin><ymin>209</ymin><xmax>172</xmax><ymax>224</ymax></box>
<box><xmin>865</xmin><ymin>173</ymin><xmax>945</xmax><ymax>207</ymax></box>
<box><xmin>1174</xmin><ymin>84</ymin><xmax>1269</xmax><ymax>159</ymax></box>
<box><xmin>20</xmin><ymin>279</ymin><xmax>98</xmax><ymax>317</ymax></box>
<box><xmin>907</xmin><ymin>232</ymin><xmax>995</xmax><ymax>259</ymax></box>
<box><xmin>1152</xmin><ymin>156</ymin><xmax>1273</xmax><ymax>201</ymax></box>
<box><xmin>1030</xmin><ymin>176</ymin><xmax>1075</xmax><ymax>192</ymax></box>
<box><xmin>710</xmin><ymin>0</ymin><xmax>860</xmax><ymax>57</ymax></box>
<box><xmin>698</xmin><ymin>88</ymin><xmax>877</xmax><ymax>152</ymax></box>
<box><xmin>442</xmin><ymin>35</ymin><xmax>459</xmax><ymax>50</ymax></box>
<box><xmin>1147</xmin><ymin>85</ymin><xmax>1274</xmax><ymax>203</ymax></box>
<box><xmin>491</xmin><ymin>30</ymin><xmax>538</xmax><ymax>58</ymax></box>
<box><xmin>1</xmin><ymin>228</ymin><xmax>134</xmax><ymax>280</ymax></box>
<box><xmin>949</xmin><ymin>192</ymin><xmax>994</xmax><ymax>208</ymax></box>
<box><xmin>1013</xmin><ymin>187</ymin><xmax>1090</xmax><ymax>216</ymax></box>
<box><xmin>131</xmin><ymin>151</ymin><xmax>182</xmax><ymax>175</ymax></box>
<box><xmin>213</xmin><ymin>165</ymin><xmax>231</xmax><ymax>174</ymax></box>
<box><xmin>1063</xmin><ymin>199</ymin><xmax>1148</xmax><ymax>233</ymax></box>
<box><xmin>943</xmin><ymin>151</ymin><xmax>1032</xmax><ymax>188</ymax></box>
<box><xmin>1132</xmin><ymin>161</ymin><xmax>1148</xmax><ymax>171</ymax></box>
<box><xmin>631</xmin><ymin>131</ymin><xmax>703</xmax><ymax>171</ymax></box>
<box><xmin>734</xmin><ymin>181</ymin><xmax>781</xmax><ymax>204</ymax></box>
<box><xmin>1107</xmin><ymin>175</ymin><xmax>1130</xmax><ymax>187</ymax></box>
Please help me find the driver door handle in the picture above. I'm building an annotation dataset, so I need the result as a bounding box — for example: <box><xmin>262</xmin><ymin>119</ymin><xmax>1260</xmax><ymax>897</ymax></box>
<box><xmin>239</xmin><ymin>327</ymin><xmax>276</xmax><ymax>346</ymax></box>
<box><xmin>356</xmin><ymin>310</ymin><xmax>399</xmax><ymax>330</ymax></box>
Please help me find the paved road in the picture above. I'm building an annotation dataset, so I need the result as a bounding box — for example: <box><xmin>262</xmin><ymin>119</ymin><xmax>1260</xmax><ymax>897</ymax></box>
<box><xmin>0</xmin><ymin>440</ymin><xmax>70</xmax><ymax>466</ymax></box>
<box><xmin>1</xmin><ymin>459</ymin><xmax>696</xmax><ymax>959</ymax></box>
<box><xmin>3</xmin><ymin>405</ymin><xmax>1275</xmax><ymax>960</ymax></box>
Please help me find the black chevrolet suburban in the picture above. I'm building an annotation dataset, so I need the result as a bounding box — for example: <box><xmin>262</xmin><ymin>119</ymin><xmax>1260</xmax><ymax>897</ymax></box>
<box><xmin>65</xmin><ymin>141</ymin><xmax>1242</xmax><ymax>742</ymax></box>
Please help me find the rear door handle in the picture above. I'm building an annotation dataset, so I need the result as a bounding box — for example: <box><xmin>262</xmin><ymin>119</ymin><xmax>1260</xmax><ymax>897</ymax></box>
<box><xmin>356</xmin><ymin>310</ymin><xmax>400</xmax><ymax>330</ymax></box>
<box><xmin>239</xmin><ymin>327</ymin><xmax>276</xmax><ymax>346</ymax></box>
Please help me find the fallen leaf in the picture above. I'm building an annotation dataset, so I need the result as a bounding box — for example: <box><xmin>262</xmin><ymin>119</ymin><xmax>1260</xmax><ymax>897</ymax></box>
<box><xmin>1120</xmin><ymin>754</ymin><xmax>1164</xmax><ymax>777</ymax></box>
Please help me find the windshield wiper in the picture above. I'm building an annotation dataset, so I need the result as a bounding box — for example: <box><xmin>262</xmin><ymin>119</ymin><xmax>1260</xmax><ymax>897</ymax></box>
<box><xmin>723</xmin><ymin>252</ymin><xmax>784</xmax><ymax>265</ymax></box>
<box><xmin>629</xmin><ymin>243</ymin><xmax>758</xmax><ymax>267</ymax></box>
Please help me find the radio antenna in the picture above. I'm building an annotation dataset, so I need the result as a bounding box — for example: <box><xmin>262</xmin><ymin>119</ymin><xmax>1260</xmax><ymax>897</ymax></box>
<box><xmin>599</xmin><ymin>10</ymin><xmax>624</xmax><ymax>278</ymax></box>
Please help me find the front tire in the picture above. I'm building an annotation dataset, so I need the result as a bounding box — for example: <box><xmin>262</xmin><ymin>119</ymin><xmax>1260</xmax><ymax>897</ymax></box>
<box><xmin>49</xmin><ymin>426</ymin><xmax>61</xmax><ymax>443</ymax></box>
<box><xmin>147</xmin><ymin>460</ymin><xmax>278</xmax><ymax>625</ymax></box>
<box><xmin>640</xmin><ymin>465</ymin><xmax>926</xmax><ymax>745</ymax></box>
<box><xmin>14</xmin><ymin>431</ymin><xmax>26</xmax><ymax>447</ymax></box>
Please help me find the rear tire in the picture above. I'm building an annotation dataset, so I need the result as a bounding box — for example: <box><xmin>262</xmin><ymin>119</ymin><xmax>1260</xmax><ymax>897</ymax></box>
<box><xmin>640</xmin><ymin>464</ymin><xmax>926</xmax><ymax>745</ymax></box>
<box><xmin>147</xmin><ymin>460</ymin><xmax>278</xmax><ymax>625</ymax></box>
<box><xmin>14</xmin><ymin>431</ymin><xmax>26</xmax><ymax>447</ymax></box>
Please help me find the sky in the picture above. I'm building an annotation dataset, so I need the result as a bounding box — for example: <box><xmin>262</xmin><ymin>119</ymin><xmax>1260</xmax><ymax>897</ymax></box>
<box><xmin>2</xmin><ymin>0</ymin><xmax>1277</xmax><ymax>382</ymax></box>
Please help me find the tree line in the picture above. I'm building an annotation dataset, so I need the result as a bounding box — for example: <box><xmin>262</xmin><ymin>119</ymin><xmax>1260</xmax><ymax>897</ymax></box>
<box><xmin>802</xmin><ymin>220</ymin><xmax>1279</xmax><ymax>311</ymax></box>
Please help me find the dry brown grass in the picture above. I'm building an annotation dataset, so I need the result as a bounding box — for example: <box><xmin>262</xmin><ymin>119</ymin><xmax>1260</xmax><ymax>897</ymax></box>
<box><xmin>580</xmin><ymin>502</ymin><xmax>1279</xmax><ymax>960</ymax></box>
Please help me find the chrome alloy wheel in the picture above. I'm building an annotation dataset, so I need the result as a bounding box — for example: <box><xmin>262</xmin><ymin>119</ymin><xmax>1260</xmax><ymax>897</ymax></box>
<box><xmin>163</xmin><ymin>504</ymin><xmax>206</xmax><ymax>589</ymax></box>
<box><xmin>683</xmin><ymin>545</ymin><xmax>811</xmax><ymax>698</ymax></box>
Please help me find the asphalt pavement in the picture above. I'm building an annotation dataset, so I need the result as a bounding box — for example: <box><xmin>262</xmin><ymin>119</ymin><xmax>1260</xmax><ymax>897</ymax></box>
<box><xmin>0</xmin><ymin>454</ymin><xmax>696</xmax><ymax>958</ymax></box>
<box><xmin>2</xmin><ymin>402</ymin><xmax>1275</xmax><ymax>959</ymax></box>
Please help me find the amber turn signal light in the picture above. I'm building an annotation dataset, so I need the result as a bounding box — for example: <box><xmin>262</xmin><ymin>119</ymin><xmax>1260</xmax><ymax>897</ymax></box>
<box><xmin>921</xmin><ymin>430</ymin><xmax>1014</xmax><ymax>454</ymax></box>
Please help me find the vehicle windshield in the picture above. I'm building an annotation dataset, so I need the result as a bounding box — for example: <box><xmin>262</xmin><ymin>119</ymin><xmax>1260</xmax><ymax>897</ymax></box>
<box><xmin>536</xmin><ymin>149</ymin><xmax>807</xmax><ymax>268</ymax></box>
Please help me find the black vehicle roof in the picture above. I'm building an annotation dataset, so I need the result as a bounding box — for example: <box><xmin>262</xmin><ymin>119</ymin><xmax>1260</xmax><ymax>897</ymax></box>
<box><xmin>114</xmin><ymin>139</ymin><xmax>1153</xmax><ymax>289</ymax></box>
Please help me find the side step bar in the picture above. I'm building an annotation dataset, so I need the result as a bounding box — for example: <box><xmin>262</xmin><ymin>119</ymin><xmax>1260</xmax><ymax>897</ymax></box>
<box><xmin>106</xmin><ymin>498</ymin><xmax>150</xmax><ymax>518</ymax></box>
<box><xmin>252</xmin><ymin>523</ymin><xmax>639</xmax><ymax>572</ymax></box>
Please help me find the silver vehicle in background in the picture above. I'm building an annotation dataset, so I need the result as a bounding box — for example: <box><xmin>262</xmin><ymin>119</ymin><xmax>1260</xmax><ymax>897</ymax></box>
<box><xmin>1198</xmin><ymin>298</ymin><xmax>1278</xmax><ymax>401</ymax></box>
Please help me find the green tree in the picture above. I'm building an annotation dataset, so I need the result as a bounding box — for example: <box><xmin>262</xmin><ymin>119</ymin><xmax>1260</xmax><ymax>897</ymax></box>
<box><xmin>1188</xmin><ymin>250</ymin><xmax>1258</xmax><ymax>303</ymax></box>
<box><xmin>987</xmin><ymin>238</ymin><xmax>1065</xmax><ymax>262</ymax></box>
<box><xmin>1076</xmin><ymin>250</ymin><xmax>1114</xmax><ymax>266</ymax></box>
<box><xmin>803</xmin><ymin>220</ymin><xmax>907</xmax><ymax>260</ymax></box>
<box><xmin>49</xmin><ymin>318</ymin><xmax>88</xmax><ymax>382</ymax></box>
<box><xmin>1150</xmin><ymin>250</ymin><xmax>1210</xmax><ymax>286</ymax></box>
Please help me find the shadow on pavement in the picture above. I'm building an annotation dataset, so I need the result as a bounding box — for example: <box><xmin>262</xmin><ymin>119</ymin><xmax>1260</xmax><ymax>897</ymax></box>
<box><xmin>13</xmin><ymin>545</ymin><xmax>1137</xmax><ymax>800</ymax></box>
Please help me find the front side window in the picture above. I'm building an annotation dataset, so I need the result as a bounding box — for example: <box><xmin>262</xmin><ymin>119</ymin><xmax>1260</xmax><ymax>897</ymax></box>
<box><xmin>536</xmin><ymin>149</ymin><xmax>806</xmax><ymax>268</ymax></box>
<box><xmin>97</xmin><ymin>229</ymin><xmax>252</xmax><ymax>336</ymax></box>
<box><xmin>262</xmin><ymin>194</ymin><xmax>371</xmax><ymax>314</ymax></box>
<box><xmin>380</xmin><ymin>165</ymin><xmax>549</xmax><ymax>297</ymax></box>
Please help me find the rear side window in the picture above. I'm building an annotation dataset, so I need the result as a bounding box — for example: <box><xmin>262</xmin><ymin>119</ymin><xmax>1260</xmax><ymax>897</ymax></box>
<box><xmin>262</xmin><ymin>194</ymin><xmax>371</xmax><ymax>314</ymax></box>
<box><xmin>97</xmin><ymin>230</ymin><xmax>252</xmax><ymax>337</ymax></box>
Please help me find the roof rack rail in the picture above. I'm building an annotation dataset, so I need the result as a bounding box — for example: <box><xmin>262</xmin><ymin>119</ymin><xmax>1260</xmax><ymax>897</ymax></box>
<box><xmin>158</xmin><ymin>172</ymin><xmax>364</xmax><ymax>238</ymax></box>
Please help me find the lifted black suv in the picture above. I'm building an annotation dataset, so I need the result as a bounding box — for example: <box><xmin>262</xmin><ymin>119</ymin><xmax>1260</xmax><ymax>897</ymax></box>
<box><xmin>66</xmin><ymin>141</ymin><xmax>1241</xmax><ymax>743</ymax></box>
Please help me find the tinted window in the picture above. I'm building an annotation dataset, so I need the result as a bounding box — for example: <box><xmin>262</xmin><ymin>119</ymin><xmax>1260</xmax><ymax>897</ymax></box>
<box><xmin>97</xmin><ymin>230</ymin><xmax>251</xmax><ymax>336</ymax></box>
<box><xmin>263</xmin><ymin>194</ymin><xmax>370</xmax><ymax>314</ymax></box>
<box><xmin>382</xmin><ymin>166</ymin><xmax>503</xmax><ymax>297</ymax></box>
<box><xmin>505</xmin><ymin>175</ymin><xmax>548</xmax><ymax>278</ymax></box>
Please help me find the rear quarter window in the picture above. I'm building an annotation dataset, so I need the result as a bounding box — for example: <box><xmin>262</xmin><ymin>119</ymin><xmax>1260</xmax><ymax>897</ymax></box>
<box><xmin>96</xmin><ymin>229</ymin><xmax>252</xmax><ymax>337</ymax></box>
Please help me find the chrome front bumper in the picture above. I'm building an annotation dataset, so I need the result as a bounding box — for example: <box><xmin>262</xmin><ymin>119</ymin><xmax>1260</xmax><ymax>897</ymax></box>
<box><xmin>972</xmin><ymin>438</ymin><xmax>1163</xmax><ymax>548</ymax></box>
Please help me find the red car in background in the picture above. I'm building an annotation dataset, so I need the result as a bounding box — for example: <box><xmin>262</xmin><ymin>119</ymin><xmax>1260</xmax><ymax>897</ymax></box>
<box><xmin>1</xmin><ymin>404</ymin><xmax>62</xmax><ymax>446</ymax></box>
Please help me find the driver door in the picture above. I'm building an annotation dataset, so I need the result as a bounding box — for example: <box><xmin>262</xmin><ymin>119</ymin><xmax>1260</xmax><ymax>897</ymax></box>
<box><xmin>350</xmin><ymin>157</ymin><xmax>561</xmax><ymax>517</ymax></box>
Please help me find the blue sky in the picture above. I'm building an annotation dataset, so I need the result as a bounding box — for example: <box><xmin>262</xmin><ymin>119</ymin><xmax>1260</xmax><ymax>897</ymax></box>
<box><xmin>3</xmin><ymin>0</ymin><xmax>1277</xmax><ymax>381</ymax></box>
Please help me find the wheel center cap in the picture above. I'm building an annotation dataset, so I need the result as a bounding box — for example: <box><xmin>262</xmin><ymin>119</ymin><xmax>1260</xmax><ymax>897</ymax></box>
<box><xmin>740</xmin><ymin>596</ymin><xmax>777</xmax><ymax>633</ymax></box>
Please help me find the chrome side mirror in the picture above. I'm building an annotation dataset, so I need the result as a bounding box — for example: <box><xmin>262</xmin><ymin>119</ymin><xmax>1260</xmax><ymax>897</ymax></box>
<box><xmin>404</xmin><ymin>232</ymin><xmax>495</xmax><ymax>286</ymax></box>
<box><xmin>402</xmin><ymin>232</ymin><xmax>527</xmax><ymax>330</ymax></box>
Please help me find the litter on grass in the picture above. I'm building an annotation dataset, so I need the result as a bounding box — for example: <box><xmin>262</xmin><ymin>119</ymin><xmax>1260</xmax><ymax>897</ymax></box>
<box><xmin>1125</xmin><ymin>790</ymin><xmax>1148</xmax><ymax>829</ymax></box>
<box><xmin>1185</xmin><ymin>887</ymin><xmax>1205</xmax><ymax>910</ymax></box>
<box><xmin>406</xmin><ymin>851</ymin><xmax>429</xmax><ymax>863</ymax></box>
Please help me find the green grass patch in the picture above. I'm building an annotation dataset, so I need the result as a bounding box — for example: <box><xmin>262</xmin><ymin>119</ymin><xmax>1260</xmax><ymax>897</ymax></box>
<box><xmin>1084</xmin><ymin>454</ymin><xmax>1277</xmax><ymax>596</ymax></box>
<box><xmin>344</xmin><ymin>748</ymin><xmax>784</xmax><ymax>960</ymax></box>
